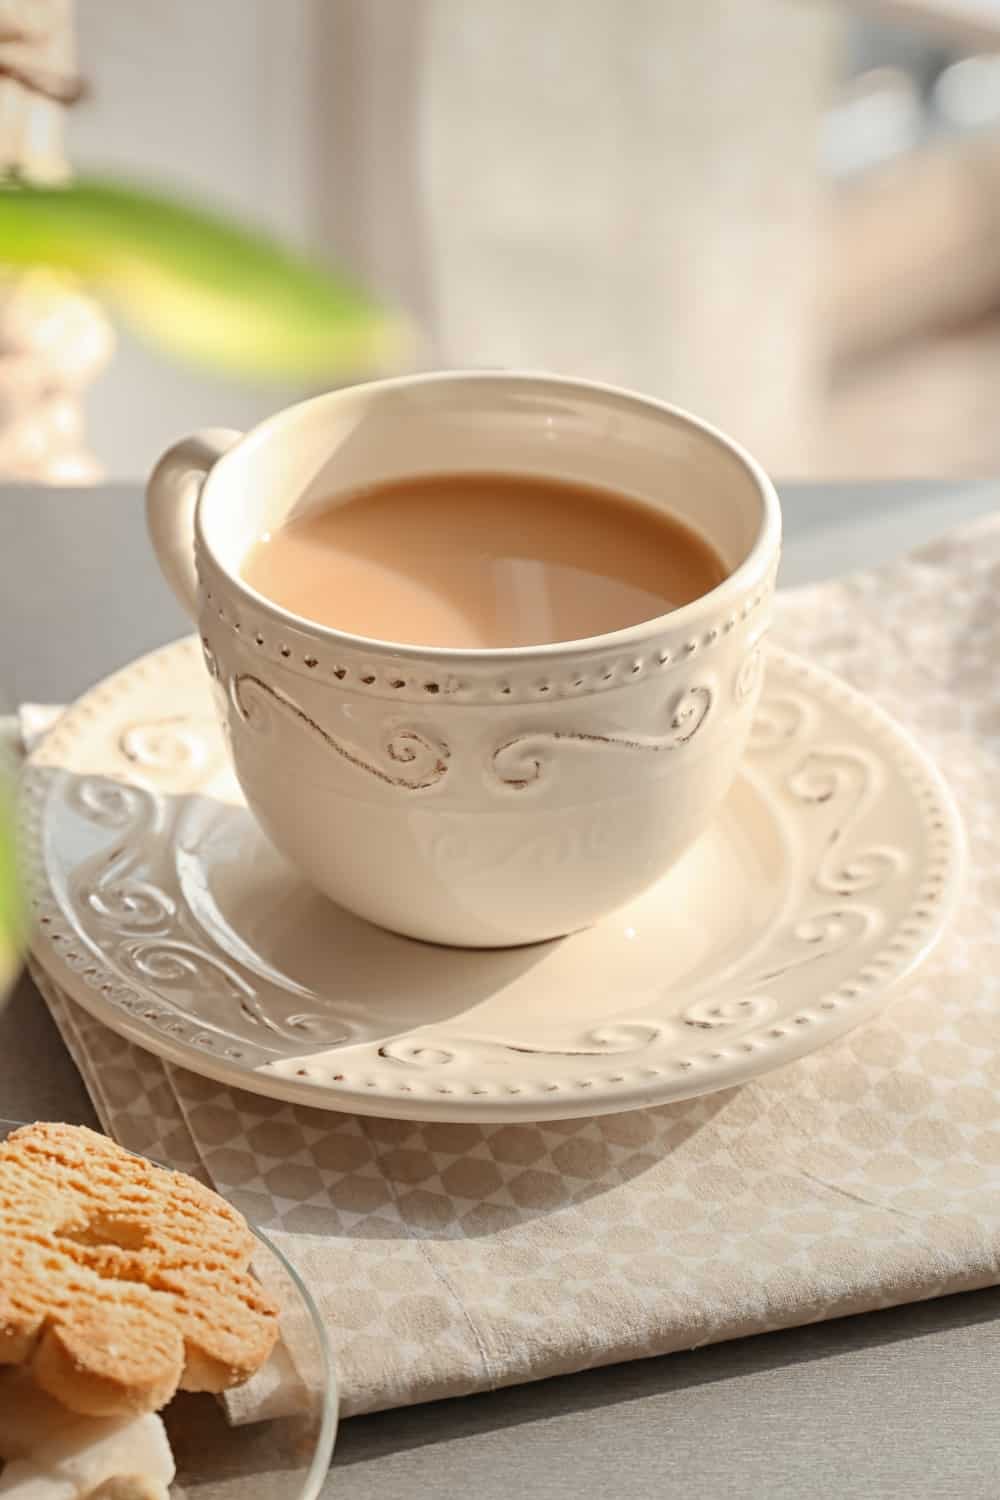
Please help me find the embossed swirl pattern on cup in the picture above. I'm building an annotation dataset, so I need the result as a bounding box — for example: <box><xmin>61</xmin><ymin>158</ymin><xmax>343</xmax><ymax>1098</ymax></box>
<box><xmin>226</xmin><ymin>668</ymin><xmax>720</xmax><ymax>794</ymax></box>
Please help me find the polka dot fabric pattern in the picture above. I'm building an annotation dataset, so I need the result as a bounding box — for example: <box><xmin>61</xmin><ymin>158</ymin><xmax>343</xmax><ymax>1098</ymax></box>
<box><xmin>30</xmin><ymin>513</ymin><xmax>1000</xmax><ymax>1418</ymax></box>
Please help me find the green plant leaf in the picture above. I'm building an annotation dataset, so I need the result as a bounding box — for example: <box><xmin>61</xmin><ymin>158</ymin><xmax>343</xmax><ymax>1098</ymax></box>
<box><xmin>0</xmin><ymin>177</ymin><xmax>411</xmax><ymax>380</ymax></box>
<box><xmin>0</xmin><ymin>769</ymin><xmax>22</xmax><ymax>989</ymax></box>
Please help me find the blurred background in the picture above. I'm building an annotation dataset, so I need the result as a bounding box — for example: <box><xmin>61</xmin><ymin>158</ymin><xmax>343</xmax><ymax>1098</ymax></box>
<box><xmin>5</xmin><ymin>0</ymin><xmax>1000</xmax><ymax>482</ymax></box>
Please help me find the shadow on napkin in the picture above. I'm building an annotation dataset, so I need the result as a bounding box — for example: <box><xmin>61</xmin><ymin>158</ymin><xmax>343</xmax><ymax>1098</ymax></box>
<box><xmin>333</xmin><ymin>1281</ymin><xmax>1000</xmax><ymax>1466</ymax></box>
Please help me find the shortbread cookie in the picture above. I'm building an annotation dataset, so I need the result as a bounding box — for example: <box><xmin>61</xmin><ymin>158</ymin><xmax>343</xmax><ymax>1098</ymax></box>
<box><xmin>0</xmin><ymin>1123</ymin><xmax>278</xmax><ymax>1417</ymax></box>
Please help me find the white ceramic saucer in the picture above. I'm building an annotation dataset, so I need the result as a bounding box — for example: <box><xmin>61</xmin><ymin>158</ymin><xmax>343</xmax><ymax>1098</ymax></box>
<box><xmin>22</xmin><ymin>637</ymin><xmax>963</xmax><ymax>1123</ymax></box>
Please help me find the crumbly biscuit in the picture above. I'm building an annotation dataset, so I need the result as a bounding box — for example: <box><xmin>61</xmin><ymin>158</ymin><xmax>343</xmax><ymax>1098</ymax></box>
<box><xmin>0</xmin><ymin>1123</ymin><xmax>279</xmax><ymax>1417</ymax></box>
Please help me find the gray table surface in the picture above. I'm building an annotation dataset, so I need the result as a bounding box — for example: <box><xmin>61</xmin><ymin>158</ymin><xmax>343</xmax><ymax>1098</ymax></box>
<box><xmin>3</xmin><ymin>477</ymin><xmax>1000</xmax><ymax>1499</ymax></box>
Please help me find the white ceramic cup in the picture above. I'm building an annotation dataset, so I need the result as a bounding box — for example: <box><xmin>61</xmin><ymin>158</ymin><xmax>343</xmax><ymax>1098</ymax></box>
<box><xmin>146</xmin><ymin>372</ymin><xmax>780</xmax><ymax>947</ymax></box>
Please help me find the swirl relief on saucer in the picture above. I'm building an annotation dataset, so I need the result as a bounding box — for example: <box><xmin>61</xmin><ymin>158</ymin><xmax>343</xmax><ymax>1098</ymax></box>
<box><xmin>22</xmin><ymin>638</ymin><xmax>963</xmax><ymax>1122</ymax></box>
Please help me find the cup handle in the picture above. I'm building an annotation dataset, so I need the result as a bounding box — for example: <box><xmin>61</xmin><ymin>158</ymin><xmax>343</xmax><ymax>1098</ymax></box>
<box><xmin>146</xmin><ymin>428</ymin><xmax>242</xmax><ymax>620</ymax></box>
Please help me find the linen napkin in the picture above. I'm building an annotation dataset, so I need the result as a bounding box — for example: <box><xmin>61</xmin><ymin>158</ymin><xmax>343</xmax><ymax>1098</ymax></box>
<box><xmin>19</xmin><ymin>511</ymin><xmax>1000</xmax><ymax>1419</ymax></box>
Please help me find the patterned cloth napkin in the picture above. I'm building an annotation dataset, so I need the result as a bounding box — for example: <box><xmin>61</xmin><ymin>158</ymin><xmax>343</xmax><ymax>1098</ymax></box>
<box><xmin>19</xmin><ymin>513</ymin><xmax>1000</xmax><ymax>1419</ymax></box>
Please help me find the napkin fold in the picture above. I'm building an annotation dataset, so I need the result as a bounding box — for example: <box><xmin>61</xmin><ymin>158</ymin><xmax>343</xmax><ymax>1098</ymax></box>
<box><xmin>20</xmin><ymin>510</ymin><xmax>1000</xmax><ymax>1419</ymax></box>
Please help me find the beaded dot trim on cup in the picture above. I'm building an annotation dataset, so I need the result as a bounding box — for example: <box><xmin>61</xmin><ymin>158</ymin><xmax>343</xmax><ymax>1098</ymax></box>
<box><xmin>196</xmin><ymin>566</ymin><xmax>777</xmax><ymax>706</ymax></box>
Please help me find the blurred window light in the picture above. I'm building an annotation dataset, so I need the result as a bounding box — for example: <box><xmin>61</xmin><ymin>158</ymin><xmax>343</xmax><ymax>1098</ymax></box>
<box><xmin>933</xmin><ymin>53</ymin><xmax>1000</xmax><ymax>128</ymax></box>
<box><xmin>821</xmin><ymin>67</ymin><xmax>924</xmax><ymax>177</ymax></box>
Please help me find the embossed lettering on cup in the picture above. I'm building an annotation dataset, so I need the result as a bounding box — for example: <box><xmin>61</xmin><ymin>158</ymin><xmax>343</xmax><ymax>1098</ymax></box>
<box><xmin>146</xmin><ymin>373</ymin><xmax>781</xmax><ymax>946</ymax></box>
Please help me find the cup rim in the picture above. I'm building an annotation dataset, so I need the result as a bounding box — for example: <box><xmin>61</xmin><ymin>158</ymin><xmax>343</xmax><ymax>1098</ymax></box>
<box><xmin>197</xmin><ymin>369</ymin><xmax>781</xmax><ymax>665</ymax></box>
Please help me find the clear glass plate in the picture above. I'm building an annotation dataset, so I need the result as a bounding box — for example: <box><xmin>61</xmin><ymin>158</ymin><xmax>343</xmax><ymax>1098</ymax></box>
<box><xmin>0</xmin><ymin>1121</ymin><xmax>338</xmax><ymax>1499</ymax></box>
